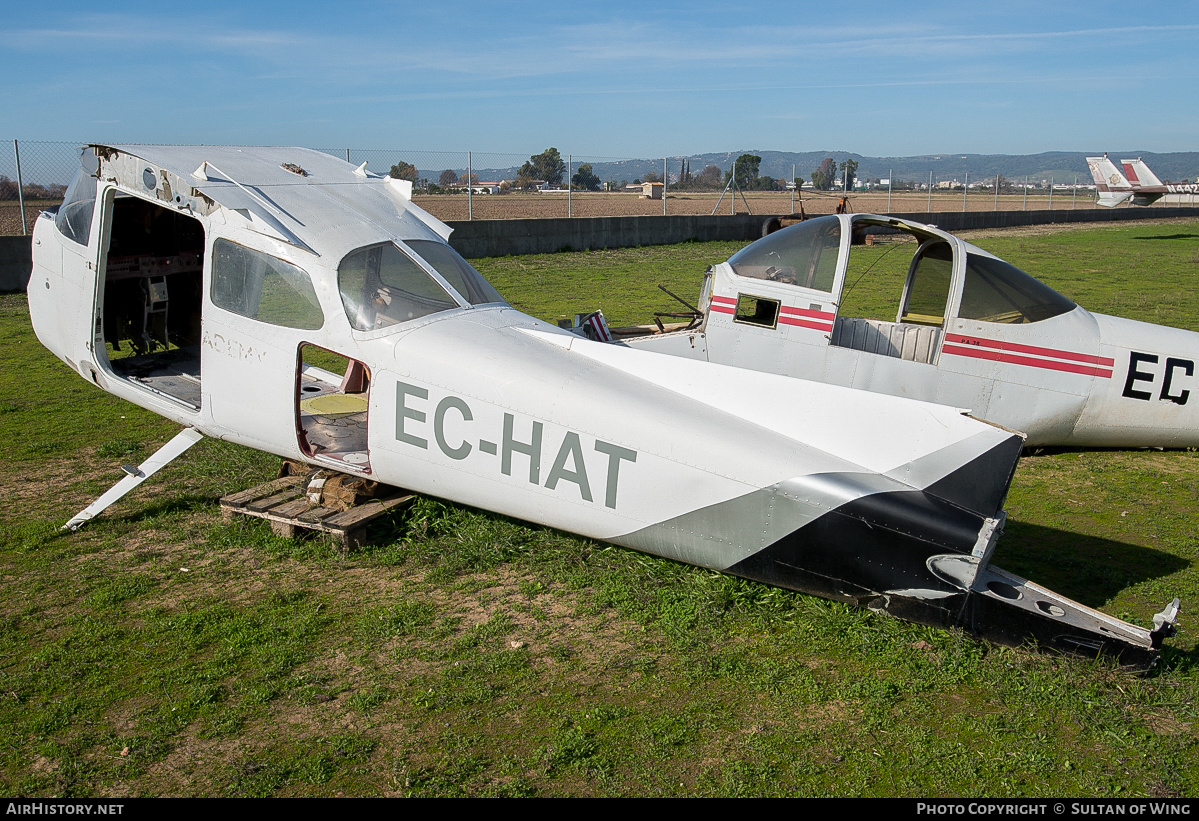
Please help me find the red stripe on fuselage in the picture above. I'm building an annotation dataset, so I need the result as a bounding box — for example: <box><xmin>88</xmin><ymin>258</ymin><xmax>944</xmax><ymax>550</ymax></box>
<box><xmin>710</xmin><ymin>295</ymin><xmax>737</xmax><ymax>314</ymax></box>
<box><xmin>944</xmin><ymin>333</ymin><xmax>1113</xmax><ymax>367</ymax></box>
<box><xmin>779</xmin><ymin>316</ymin><xmax>834</xmax><ymax>331</ymax></box>
<box><xmin>780</xmin><ymin>306</ymin><xmax>836</xmax><ymax>321</ymax></box>
<box><xmin>943</xmin><ymin>343</ymin><xmax>1113</xmax><ymax>378</ymax></box>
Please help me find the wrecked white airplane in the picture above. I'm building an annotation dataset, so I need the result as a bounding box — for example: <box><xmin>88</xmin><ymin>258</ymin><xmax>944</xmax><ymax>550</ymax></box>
<box><xmin>26</xmin><ymin>145</ymin><xmax>1179</xmax><ymax>667</ymax></box>
<box><xmin>622</xmin><ymin>213</ymin><xmax>1199</xmax><ymax>448</ymax></box>
<box><xmin>1088</xmin><ymin>155</ymin><xmax>1199</xmax><ymax>207</ymax></box>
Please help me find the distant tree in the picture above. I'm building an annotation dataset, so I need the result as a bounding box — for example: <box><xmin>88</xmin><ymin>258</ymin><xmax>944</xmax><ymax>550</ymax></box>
<box><xmin>0</xmin><ymin>176</ymin><xmax>16</xmax><ymax>201</ymax></box>
<box><xmin>839</xmin><ymin>159</ymin><xmax>859</xmax><ymax>190</ymax></box>
<box><xmin>725</xmin><ymin>154</ymin><xmax>762</xmax><ymax>190</ymax></box>
<box><xmin>693</xmin><ymin>165</ymin><xmax>723</xmax><ymax>188</ymax></box>
<box><xmin>498</xmin><ymin>180</ymin><xmax>513</xmax><ymax>194</ymax></box>
<box><xmin>438</xmin><ymin>169</ymin><xmax>458</xmax><ymax>188</ymax></box>
<box><xmin>519</xmin><ymin>147</ymin><xmax>566</xmax><ymax>187</ymax></box>
<box><xmin>459</xmin><ymin>171</ymin><xmax>479</xmax><ymax>185</ymax></box>
<box><xmin>642</xmin><ymin>170</ymin><xmax>661</xmax><ymax>183</ymax></box>
<box><xmin>389</xmin><ymin>161</ymin><xmax>419</xmax><ymax>182</ymax></box>
<box><xmin>811</xmin><ymin>158</ymin><xmax>836</xmax><ymax>190</ymax></box>
<box><xmin>677</xmin><ymin>159</ymin><xmax>692</xmax><ymax>187</ymax></box>
<box><xmin>571</xmin><ymin>163</ymin><xmax>602</xmax><ymax>191</ymax></box>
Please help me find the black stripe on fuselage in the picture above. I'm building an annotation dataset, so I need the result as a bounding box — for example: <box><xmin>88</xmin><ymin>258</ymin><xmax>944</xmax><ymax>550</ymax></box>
<box><xmin>727</xmin><ymin>486</ymin><xmax>985</xmax><ymax>600</ymax></box>
<box><xmin>923</xmin><ymin>432</ymin><xmax>1023</xmax><ymax>519</ymax></box>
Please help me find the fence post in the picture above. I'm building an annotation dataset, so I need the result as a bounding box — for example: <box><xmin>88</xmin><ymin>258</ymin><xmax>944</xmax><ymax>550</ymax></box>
<box><xmin>14</xmin><ymin>140</ymin><xmax>27</xmax><ymax>236</ymax></box>
<box><xmin>663</xmin><ymin>157</ymin><xmax>667</xmax><ymax>216</ymax></box>
<box><xmin>993</xmin><ymin>173</ymin><xmax>999</xmax><ymax>211</ymax></box>
<box><xmin>467</xmin><ymin>151</ymin><xmax>472</xmax><ymax>221</ymax></box>
<box><xmin>567</xmin><ymin>155</ymin><xmax>572</xmax><ymax>218</ymax></box>
<box><xmin>927</xmin><ymin>172</ymin><xmax>932</xmax><ymax>213</ymax></box>
<box><xmin>1049</xmin><ymin>177</ymin><xmax>1053</xmax><ymax>211</ymax></box>
<box><xmin>887</xmin><ymin>168</ymin><xmax>892</xmax><ymax>212</ymax></box>
<box><xmin>962</xmin><ymin>172</ymin><xmax>968</xmax><ymax>212</ymax></box>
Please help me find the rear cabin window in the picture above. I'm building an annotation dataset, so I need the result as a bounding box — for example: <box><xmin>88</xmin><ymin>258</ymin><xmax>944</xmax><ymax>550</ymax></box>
<box><xmin>959</xmin><ymin>253</ymin><xmax>1075</xmax><ymax>324</ymax></box>
<box><xmin>727</xmin><ymin>216</ymin><xmax>841</xmax><ymax>293</ymax></box>
<box><xmin>211</xmin><ymin>239</ymin><xmax>324</xmax><ymax>330</ymax></box>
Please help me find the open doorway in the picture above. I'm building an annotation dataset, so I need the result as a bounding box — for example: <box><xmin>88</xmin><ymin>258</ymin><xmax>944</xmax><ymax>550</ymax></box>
<box><xmin>830</xmin><ymin>228</ymin><xmax>950</xmax><ymax>365</ymax></box>
<box><xmin>296</xmin><ymin>344</ymin><xmax>371</xmax><ymax>473</ymax></box>
<box><xmin>99</xmin><ymin>194</ymin><xmax>204</xmax><ymax>407</ymax></box>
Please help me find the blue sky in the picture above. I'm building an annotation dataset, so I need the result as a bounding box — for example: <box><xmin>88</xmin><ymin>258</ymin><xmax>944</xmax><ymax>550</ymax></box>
<box><xmin>3</xmin><ymin>0</ymin><xmax>1198</xmax><ymax>158</ymax></box>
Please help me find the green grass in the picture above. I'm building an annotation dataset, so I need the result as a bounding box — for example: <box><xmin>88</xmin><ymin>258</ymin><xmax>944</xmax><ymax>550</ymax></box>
<box><xmin>471</xmin><ymin>242</ymin><xmax>744</xmax><ymax>327</ymax></box>
<box><xmin>0</xmin><ymin>219</ymin><xmax>1198</xmax><ymax>796</ymax></box>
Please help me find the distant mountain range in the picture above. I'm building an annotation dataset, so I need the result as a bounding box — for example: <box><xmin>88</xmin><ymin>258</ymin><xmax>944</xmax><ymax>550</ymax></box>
<box><xmin>471</xmin><ymin>150</ymin><xmax>1199</xmax><ymax>186</ymax></box>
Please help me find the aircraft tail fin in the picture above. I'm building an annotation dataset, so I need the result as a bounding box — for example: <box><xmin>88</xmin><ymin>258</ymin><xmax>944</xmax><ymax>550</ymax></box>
<box><xmin>1087</xmin><ymin>155</ymin><xmax>1131</xmax><ymax>190</ymax></box>
<box><xmin>1121</xmin><ymin>157</ymin><xmax>1163</xmax><ymax>188</ymax></box>
<box><xmin>1086</xmin><ymin>155</ymin><xmax>1132</xmax><ymax>207</ymax></box>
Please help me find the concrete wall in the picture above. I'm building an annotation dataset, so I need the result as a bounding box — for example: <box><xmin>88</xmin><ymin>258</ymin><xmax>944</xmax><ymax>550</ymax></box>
<box><xmin>2</xmin><ymin>206</ymin><xmax>1195</xmax><ymax>292</ymax></box>
<box><xmin>444</xmin><ymin>213</ymin><xmax>767</xmax><ymax>258</ymax></box>
<box><xmin>0</xmin><ymin>235</ymin><xmax>32</xmax><ymax>293</ymax></box>
<box><xmin>445</xmin><ymin>206</ymin><xmax>1199</xmax><ymax>258</ymax></box>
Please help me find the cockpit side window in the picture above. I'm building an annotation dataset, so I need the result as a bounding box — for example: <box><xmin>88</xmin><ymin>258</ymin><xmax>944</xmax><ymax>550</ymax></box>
<box><xmin>211</xmin><ymin>239</ymin><xmax>324</xmax><ymax>330</ymax></box>
<box><xmin>338</xmin><ymin>242</ymin><xmax>458</xmax><ymax>331</ymax></box>
<box><xmin>959</xmin><ymin>253</ymin><xmax>1075</xmax><ymax>324</ymax></box>
<box><xmin>727</xmin><ymin>216</ymin><xmax>841</xmax><ymax>292</ymax></box>
<box><xmin>54</xmin><ymin>169</ymin><xmax>97</xmax><ymax>246</ymax></box>
<box><xmin>406</xmin><ymin>240</ymin><xmax>507</xmax><ymax>307</ymax></box>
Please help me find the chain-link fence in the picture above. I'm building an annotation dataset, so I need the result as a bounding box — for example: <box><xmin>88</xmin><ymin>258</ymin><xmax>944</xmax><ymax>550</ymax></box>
<box><xmin>6</xmin><ymin>139</ymin><xmax>1192</xmax><ymax>237</ymax></box>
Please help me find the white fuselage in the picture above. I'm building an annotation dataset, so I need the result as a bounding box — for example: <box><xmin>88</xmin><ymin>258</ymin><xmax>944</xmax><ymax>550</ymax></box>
<box><xmin>626</xmin><ymin>214</ymin><xmax>1199</xmax><ymax>447</ymax></box>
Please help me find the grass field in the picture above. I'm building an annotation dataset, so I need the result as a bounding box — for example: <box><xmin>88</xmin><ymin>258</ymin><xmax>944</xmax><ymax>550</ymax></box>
<box><xmin>0</xmin><ymin>220</ymin><xmax>1197</xmax><ymax>797</ymax></box>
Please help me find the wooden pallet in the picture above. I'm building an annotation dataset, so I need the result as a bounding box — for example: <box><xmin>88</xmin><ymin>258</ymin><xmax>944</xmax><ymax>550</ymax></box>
<box><xmin>219</xmin><ymin>474</ymin><xmax>416</xmax><ymax>551</ymax></box>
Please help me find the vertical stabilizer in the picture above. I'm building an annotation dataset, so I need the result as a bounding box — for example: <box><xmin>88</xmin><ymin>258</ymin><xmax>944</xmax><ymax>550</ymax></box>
<box><xmin>1122</xmin><ymin>158</ymin><xmax>1163</xmax><ymax>188</ymax></box>
<box><xmin>1086</xmin><ymin>155</ymin><xmax>1132</xmax><ymax>207</ymax></box>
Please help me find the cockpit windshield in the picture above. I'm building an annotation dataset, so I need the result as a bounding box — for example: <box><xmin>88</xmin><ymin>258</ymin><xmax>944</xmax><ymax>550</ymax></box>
<box><xmin>727</xmin><ymin>215</ymin><xmax>841</xmax><ymax>293</ymax></box>
<box><xmin>54</xmin><ymin>168</ymin><xmax>96</xmax><ymax>246</ymax></box>
<box><xmin>337</xmin><ymin>240</ymin><xmax>507</xmax><ymax>332</ymax></box>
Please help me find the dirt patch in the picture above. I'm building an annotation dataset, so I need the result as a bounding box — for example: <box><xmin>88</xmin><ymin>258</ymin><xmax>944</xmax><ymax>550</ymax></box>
<box><xmin>397</xmin><ymin>191</ymin><xmax>1190</xmax><ymax>223</ymax></box>
<box><xmin>3</xmin><ymin>454</ymin><xmax>125</xmax><ymax>516</ymax></box>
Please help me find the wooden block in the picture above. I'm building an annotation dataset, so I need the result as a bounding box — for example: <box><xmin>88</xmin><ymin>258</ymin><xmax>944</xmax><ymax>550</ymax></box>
<box><xmin>221</xmin><ymin>476</ymin><xmax>302</xmax><ymax>506</ymax></box>
<box><xmin>246</xmin><ymin>488</ymin><xmax>305</xmax><ymax>513</ymax></box>
<box><xmin>272</xmin><ymin>499</ymin><xmax>317</xmax><ymax>518</ymax></box>
<box><xmin>271</xmin><ymin>520</ymin><xmax>299</xmax><ymax>539</ymax></box>
<box><xmin>220</xmin><ymin>470</ymin><xmax>418</xmax><ymax>552</ymax></box>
